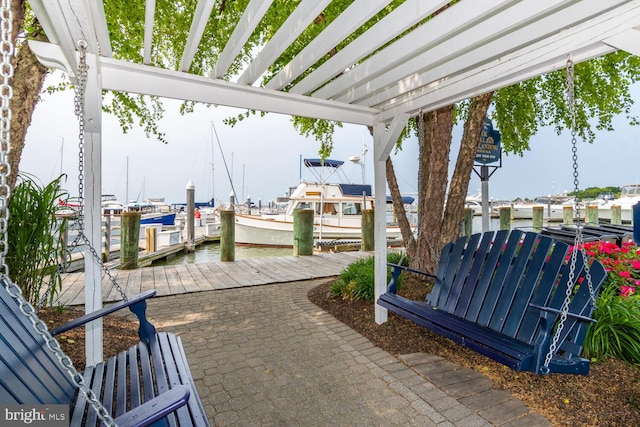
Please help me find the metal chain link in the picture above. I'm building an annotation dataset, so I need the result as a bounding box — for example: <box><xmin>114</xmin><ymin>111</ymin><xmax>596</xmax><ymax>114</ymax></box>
<box><xmin>0</xmin><ymin>0</ymin><xmax>13</xmax><ymax>276</ymax></box>
<box><xmin>73</xmin><ymin>41</ymin><xmax>127</xmax><ymax>301</ymax></box>
<box><xmin>0</xmin><ymin>8</ymin><xmax>117</xmax><ymax>426</ymax></box>
<box><xmin>4</xmin><ymin>277</ymin><xmax>118</xmax><ymax>426</ymax></box>
<box><xmin>541</xmin><ymin>56</ymin><xmax>596</xmax><ymax>374</ymax></box>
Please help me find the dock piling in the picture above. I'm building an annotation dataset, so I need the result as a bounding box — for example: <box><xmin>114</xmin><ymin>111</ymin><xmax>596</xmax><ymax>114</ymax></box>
<box><xmin>361</xmin><ymin>209</ymin><xmax>374</xmax><ymax>251</ymax></box>
<box><xmin>532</xmin><ymin>206</ymin><xmax>544</xmax><ymax>231</ymax></box>
<box><xmin>220</xmin><ymin>209</ymin><xmax>235</xmax><ymax>261</ymax></box>
<box><xmin>120</xmin><ymin>211</ymin><xmax>141</xmax><ymax>270</ymax></box>
<box><xmin>499</xmin><ymin>206</ymin><xmax>511</xmax><ymax>230</ymax></box>
<box><xmin>293</xmin><ymin>209</ymin><xmax>313</xmax><ymax>256</ymax></box>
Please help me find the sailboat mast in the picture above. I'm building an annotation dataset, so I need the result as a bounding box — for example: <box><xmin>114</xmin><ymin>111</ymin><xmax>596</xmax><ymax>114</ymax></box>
<box><xmin>125</xmin><ymin>156</ymin><xmax>129</xmax><ymax>203</ymax></box>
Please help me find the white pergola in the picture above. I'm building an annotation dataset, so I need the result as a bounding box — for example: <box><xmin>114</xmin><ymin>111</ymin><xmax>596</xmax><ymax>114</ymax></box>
<box><xmin>27</xmin><ymin>0</ymin><xmax>640</xmax><ymax>364</ymax></box>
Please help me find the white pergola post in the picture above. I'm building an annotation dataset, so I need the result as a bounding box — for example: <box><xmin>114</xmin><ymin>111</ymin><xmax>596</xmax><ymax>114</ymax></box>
<box><xmin>373</xmin><ymin>114</ymin><xmax>409</xmax><ymax>325</ymax></box>
<box><xmin>83</xmin><ymin>52</ymin><xmax>104</xmax><ymax>365</ymax></box>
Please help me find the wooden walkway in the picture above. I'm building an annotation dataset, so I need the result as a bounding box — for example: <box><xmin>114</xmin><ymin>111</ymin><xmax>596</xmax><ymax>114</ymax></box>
<box><xmin>56</xmin><ymin>251</ymin><xmax>368</xmax><ymax>306</ymax></box>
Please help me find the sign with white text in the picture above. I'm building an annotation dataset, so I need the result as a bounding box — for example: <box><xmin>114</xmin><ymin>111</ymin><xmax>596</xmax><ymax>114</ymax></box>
<box><xmin>476</xmin><ymin>118</ymin><xmax>501</xmax><ymax>164</ymax></box>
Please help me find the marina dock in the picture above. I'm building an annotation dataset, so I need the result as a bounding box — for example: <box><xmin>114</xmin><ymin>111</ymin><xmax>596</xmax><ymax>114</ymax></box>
<box><xmin>57</xmin><ymin>251</ymin><xmax>367</xmax><ymax>306</ymax></box>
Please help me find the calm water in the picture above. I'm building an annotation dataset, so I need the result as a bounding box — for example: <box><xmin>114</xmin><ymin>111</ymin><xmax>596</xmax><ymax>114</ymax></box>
<box><xmin>154</xmin><ymin>216</ymin><xmax>539</xmax><ymax>266</ymax></box>
<box><xmin>153</xmin><ymin>242</ymin><xmax>291</xmax><ymax>266</ymax></box>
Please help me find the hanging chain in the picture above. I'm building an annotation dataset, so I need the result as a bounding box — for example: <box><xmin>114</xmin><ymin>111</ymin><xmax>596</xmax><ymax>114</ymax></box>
<box><xmin>73</xmin><ymin>41</ymin><xmax>127</xmax><ymax>301</ymax></box>
<box><xmin>541</xmin><ymin>55</ymin><xmax>596</xmax><ymax>374</ymax></box>
<box><xmin>0</xmin><ymin>0</ymin><xmax>13</xmax><ymax>276</ymax></box>
<box><xmin>0</xmin><ymin>8</ymin><xmax>117</xmax><ymax>426</ymax></box>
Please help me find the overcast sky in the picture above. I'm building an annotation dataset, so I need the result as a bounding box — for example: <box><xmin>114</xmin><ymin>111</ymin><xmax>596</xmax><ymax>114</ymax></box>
<box><xmin>19</xmin><ymin>74</ymin><xmax>640</xmax><ymax>206</ymax></box>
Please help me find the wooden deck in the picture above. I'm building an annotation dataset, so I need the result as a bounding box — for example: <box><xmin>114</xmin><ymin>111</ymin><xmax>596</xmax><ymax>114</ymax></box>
<box><xmin>56</xmin><ymin>251</ymin><xmax>368</xmax><ymax>306</ymax></box>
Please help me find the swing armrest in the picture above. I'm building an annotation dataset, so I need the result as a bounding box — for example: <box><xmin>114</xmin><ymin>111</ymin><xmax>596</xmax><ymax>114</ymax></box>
<box><xmin>387</xmin><ymin>263</ymin><xmax>436</xmax><ymax>278</ymax></box>
<box><xmin>528</xmin><ymin>303</ymin><xmax>597</xmax><ymax>323</ymax></box>
<box><xmin>50</xmin><ymin>290</ymin><xmax>157</xmax><ymax>336</ymax></box>
<box><xmin>114</xmin><ymin>385</ymin><xmax>190</xmax><ymax>427</ymax></box>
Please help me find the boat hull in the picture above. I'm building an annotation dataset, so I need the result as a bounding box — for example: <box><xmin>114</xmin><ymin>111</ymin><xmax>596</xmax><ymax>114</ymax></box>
<box><xmin>234</xmin><ymin>214</ymin><xmax>403</xmax><ymax>247</ymax></box>
<box><xmin>140</xmin><ymin>212</ymin><xmax>176</xmax><ymax>226</ymax></box>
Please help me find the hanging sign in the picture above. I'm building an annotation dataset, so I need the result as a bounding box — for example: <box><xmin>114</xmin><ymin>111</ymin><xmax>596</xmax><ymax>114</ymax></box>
<box><xmin>475</xmin><ymin>118</ymin><xmax>501</xmax><ymax>164</ymax></box>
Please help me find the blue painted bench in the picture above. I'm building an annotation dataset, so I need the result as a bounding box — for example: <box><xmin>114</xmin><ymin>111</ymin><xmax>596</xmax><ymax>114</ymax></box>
<box><xmin>377</xmin><ymin>230</ymin><xmax>607</xmax><ymax>375</ymax></box>
<box><xmin>0</xmin><ymin>280</ymin><xmax>210</xmax><ymax>426</ymax></box>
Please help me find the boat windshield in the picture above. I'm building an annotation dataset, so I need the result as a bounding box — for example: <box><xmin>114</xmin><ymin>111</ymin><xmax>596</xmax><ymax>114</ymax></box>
<box><xmin>620</xmin><ymin>184</ymin><xmax>640</xmax><ymax>197</ymax></box>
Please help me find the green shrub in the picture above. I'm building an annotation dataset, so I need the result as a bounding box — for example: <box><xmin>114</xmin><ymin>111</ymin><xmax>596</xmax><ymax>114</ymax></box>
<box><xmin>330</xmin><ymin>251</ymin><xmax>408</xmax><ymax>302</ymax></box>
<box><xmin>584</xmin><ymin>285</ymin><xmax>640</xmax><ymax>365</ymax></box>
<box><xmin>6</xmin><ymin>174</ymin><xmax>68</xmax><ymax>307</ymax></box>
<box><xmin>576</xmin><ymin>241</ymin><xmax>640</xmax><ymax>366</ymax></box>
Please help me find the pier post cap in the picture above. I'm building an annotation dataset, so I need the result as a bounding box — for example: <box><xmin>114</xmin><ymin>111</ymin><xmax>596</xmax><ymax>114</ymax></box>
<box><xmin>229</xmin><ymin>191</ymin><xmax>235</xmax><ymax>197</ymax></box>
<box><xmin>186</xmin><ymin>180</ymin><xmax>195</xmax><ymax>190</ymax></box>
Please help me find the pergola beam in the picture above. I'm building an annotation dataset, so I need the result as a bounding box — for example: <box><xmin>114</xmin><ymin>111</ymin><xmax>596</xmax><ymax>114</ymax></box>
<box><xmin>237</xmin><ymin>0</ymin><xmax>332</xmax><ymax>86</ymax></box>
<box><xmin>213</xmin><ymin>0</ymin><xmax>274</xmax><ymax>78</ymax></box>
<box><xmin>360</xmin><ymin>0</ymin><xmax>631</xmax><ymax>110</ymax></box>
<box><xmin>179</xmin><ymin>0</ymin><xmax>215</xmax><ymax>72</ymax></box>
<box><xmin>99</xmin><ymin>57</ymin><xmax>377</xmax><ymax>126</ymax></box>
<box><xmin>143</xmin><ymin>0</ymin><xmax>156</xmax><ymax>65</ymax></box>
<box><xmin>311</xmin><ymin>0</ymin><xmax>513</xmax><ymax>101</ymax></box>
<box><xmin>289</xmin><ymin>0</ymin><xmax>450</xmax><ymax>96</ymax></box>
<box><xmin>265</xmin><ymin>0</ymin><xmax>394</xmax><ymax>91</ymax></box>
<box><xmin>603</xmin><ymin>28</ymin><xmax>640</xmax><ymax>57</ymax></box>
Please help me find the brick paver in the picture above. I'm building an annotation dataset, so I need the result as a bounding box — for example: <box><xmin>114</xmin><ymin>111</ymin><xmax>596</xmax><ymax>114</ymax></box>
<box><xmin>147</xmin><ymin>279</ymin><xmax>550</xmax><ymax>426</ymax></box>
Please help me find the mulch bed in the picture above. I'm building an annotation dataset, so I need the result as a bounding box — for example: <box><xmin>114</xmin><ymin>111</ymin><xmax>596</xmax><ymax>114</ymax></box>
<box><xmin>307</xmin><ymin>277</ymin><xmax>640</xmax><ymax>427</ymax></box>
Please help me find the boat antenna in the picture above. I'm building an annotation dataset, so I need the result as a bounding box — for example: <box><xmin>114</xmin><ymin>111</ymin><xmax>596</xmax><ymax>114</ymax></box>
<box><xmin>211</xmin><ymin>121</ymin><xmax>238</xmax><ymax>205</ymax></box>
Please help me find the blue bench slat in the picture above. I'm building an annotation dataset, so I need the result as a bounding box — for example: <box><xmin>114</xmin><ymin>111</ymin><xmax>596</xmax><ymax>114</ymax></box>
<box><xmin>0</xmin><ymin>279</ymin><xmax>210</xmax><ymax>426</ymax></box>
<box><xmin>158</xmin><ymin>333</ymin><xmax>192</xmax><ymax>426</ymax></box>
<box><xmin>86</xmin><ymin>362</ymin><xmax>106</xmax><ymax>427</ymax></box>
<box><xmin>0</xmin><ymin>315</ymin><xmax>74</xmax><ymax>404</ymax></box>
<box><xmin>501</xmin><ymin>236</ymin><xmax>553</xmax><ymax>338</ymax></box>
<box><xmin>128</xmin><ymin>346</ymin><xmax>142</xmax><ymax>409</ymax></box>
<box><xmin>116</xmin><ymin>351</ymin><xmax>128</xmax><ymax>417</ymax></box>
<box><xmin>453</xmin><ymin>232</ymin><xmax>495</xmax><ymax>317</ymax></box>
<box><xmin>463</xmin><ymin>230</ymin><xmax>509</xmax><ymax>322</ymax></box>
<box><xmin>429</xmin><ymin>237</ymin><xmax>468</xmax><ymax>307</ymax></box>
<box><xmin>167</xmin><ymin>334</ymin><xmax>210</xmax><ymax>426</ymax></box>
<box><xmin>488</xmin><ymin>232</ymin><xmax>539</xmax><ymax>332</ymax></box>
<box><xmin>476</xmin><ymin>230</ymin><xmax>524</xmax><ymax>327</ymax></box>
<box><xmin>443</xmin><ymin>233</ymin><xmax>482</xmax><ymax>313</ymax></box>
<box><xmin>70</xmin><ymin>366</ymin><xmax>91</xmax><ymax>427</ymax></box>
<box><xmin>515</xmin><ymin>242</ymin><xmax>570</xmax><ymax>343</ymax></box>
<box><xmin>380</xmin><ymin>231</ymin><xmax>605</xmax><ymax>375</ymax></box>
<box><xmin>102</xmin><ymin>356</ymin><xmax>117</xmax><ymax>420</ymax></box>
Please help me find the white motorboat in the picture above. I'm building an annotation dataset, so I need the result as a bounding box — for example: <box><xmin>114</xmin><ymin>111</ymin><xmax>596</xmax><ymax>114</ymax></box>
<box><xmin>464</xmin><ymin>193</ymin><xmax>483</xmax><ymax>216</ymax></box>
<box><xmin>509</xmin><ymin>195</ymin><xmax>575</xmax><ymax>220</ymax></box>
<box><xmin>590</xmin><ymin>184</ymin><xmax>640</xmax><ymax>223</ymax></box>
<box><xmin>101</xmin><ymin>194</ymin><xmax>125</xmax><ymax>216</ymax></box>
<box><xmin>234</xmin><ymin>158</ymin><xmax>407</xmax><ymax>247</ymax></box>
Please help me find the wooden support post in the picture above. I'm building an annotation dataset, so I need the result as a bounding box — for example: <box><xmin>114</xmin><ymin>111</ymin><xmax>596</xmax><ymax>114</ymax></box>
<box><xmin>293</xmin><ymin>209</ymin><xmax>314</xmax><ymax>256</ymax></box>
<box><xmin>186</xmin><ymin>180</ymin><xmax>196</xmax><ymax>252</ymax></box>
<box><xmin>499</xmin><ymin>206</ymin><xmax>511</xmax><ymax>230</ymax></box>
<box><xmin>103</xmin><ymin>215</ymin><xmax>111</xmax><ymax>262</ymax></box>
<box><xmin>532</xmin><ymin>206</ymin><xmax>544</xmax><ymax>231</ymax></box>
<box><xmin>463</xmin><ymin>208</ymin><xmax>473</xmax><ymax>236</ymax></box>
<box><xmin>611</xmin><ymin>205</ymin><xmax>622</xmax><ymax>225</ymax></box>
<box><xmin>361</xmin><ymin>209</ymin><xmax>374</xmax><ymax>251</ymax></box>
<box><xmin>587</xmin><ymin>205</ymin><xmax>599</xmax><ymax>225</ymax></box>
<box><xmin>145</xmin><ymin>226</ymin><xmax>157</xmax><ymax>252</ymax></box>
<box><xmin>563</xmin><ymin>206</ymin><xmax>574</xmax><ymax>225</ymax></box>
<box><xmin>220</xmin><ymin>209</ymin><xmax>235</xmax><ymax>262</ymax></box>
<box><xmin>120</xmin><ymin>211</ymin><xmax>141</xmax><ymax>270</ymax></box>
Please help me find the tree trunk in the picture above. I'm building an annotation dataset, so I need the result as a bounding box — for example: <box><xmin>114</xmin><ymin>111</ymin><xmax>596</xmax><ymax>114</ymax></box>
<box><xmin>440</xmin><ymin>92</ymin><xmax>494</xmax><ymax>247</ymax></box>
<box><xmin>386</xmin><ymin>157</ymin><xmax>416</xmax><ymax>260</ymax></box>
<box><xmin>413</xmin><ymin>106</ymin><xmax>454</xmax><ymax>273</ymax></box>
<box><xmin>9</xmin><ymin>10</ymin><xmax>49</xmax><ymax>191</ymax></box>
